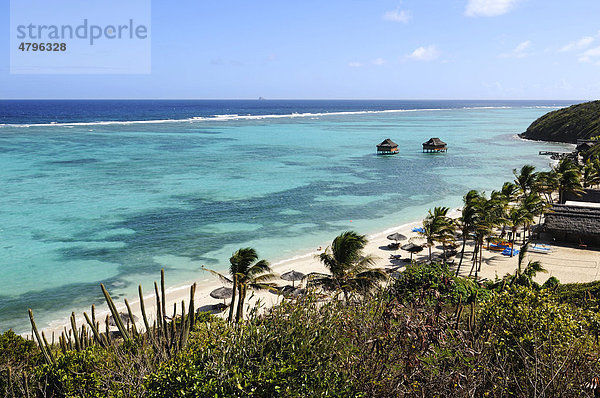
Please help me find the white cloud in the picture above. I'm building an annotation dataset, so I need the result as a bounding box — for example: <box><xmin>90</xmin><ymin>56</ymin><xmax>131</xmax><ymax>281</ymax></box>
<box><xmin>383</xmin><ymin>9</ymin><xmax>411</xmax><ymax>23</ymax></box>
<box><xmin>560</xmin><ymin>36</ymin><xmax>595</xmax><ymax>52</ymax></box>
<box><xmin>348</xmin><ymin>61</ymin><xmax>363</xmax><ymax>68</ymax></box>
<box><xmin>371</xmin><ymin>58</ymin><xmax>386</xmax><ymax>65</ymax></box>
<box><xmin>408</xmin><ymin>45</ymin><xmax>440</xmax><ymax>61</ymax></box>
<box><xmin>465</xmin><ymin>0</ymin><xmax>520</xmax><ymax>17</ymax></box>
<box><xmin>498</xmin><ymin>40</ymin><xmax>531</xmax><ymax>58</ymax></box>
<box><xmin>579</xmin><ymin>46</ymin><xmax>600</xmax><ymax>63</ymax></box>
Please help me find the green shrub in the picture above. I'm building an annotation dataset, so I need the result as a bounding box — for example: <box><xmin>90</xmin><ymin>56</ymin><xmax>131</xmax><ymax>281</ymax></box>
<box><xmin>146</xmin><ymin>297</ymin><xmax>361</xmax><ymax>397</ymax></box>
<box><xmin>38</xmin><ymin>347</ymin><xmax>108</xmax><ymax>397</ymax></box>
<box><xmin>0</xmin><ymin>330</ymin><xmax>39</xmax><ymax>397</ymax></box>
<box><xmin>541</xmin><ymin>276</ymin><xmax>560</xmax><ymax>290</ymax></box>
<box><xmin>392</xmin><ymin>262</ymin><xmax>482</xmax><ymax>304</ymax></box>
<box><xmin>476</xmin><ymin>286</ymin><xmax>600</xmax><ymax>395</ymax></box>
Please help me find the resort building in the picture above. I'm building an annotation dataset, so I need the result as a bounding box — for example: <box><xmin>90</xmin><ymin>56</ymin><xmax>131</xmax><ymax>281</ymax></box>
<box><xmin>422</xmin><ymin>137</ymin><xmax>448</xmax><ymax>153</ymax></box>
<box><xmin>576</xmin><ymin>139</ymin><xmax>597</xmax><ymax>153</ymax></box>
<box><xmin>542</xmin><ymin>189</ymin><xmax>600</xmax><ymax>247</ymax></box>
<box><xmin>541</xmin><ymin>203</ymin><xmax>600</xmax><ymax>246</ymax></box>
<box><xmin>376</xmin><ymin>138</ymin><xmax>399</xmax><ymax>155</ymax></box>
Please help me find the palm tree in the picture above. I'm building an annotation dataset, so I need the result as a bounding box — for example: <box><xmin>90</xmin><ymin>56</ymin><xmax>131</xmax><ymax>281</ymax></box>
<box><xmin>520</xmin><ymin>192</ymin><xmax>545</xmax><ymax>239</ymax></box>
<box><xmin>583</xmin><ymin>142</ymin><xmax>600</xmax><ymax>163</ymax></box>
<box><xmin>455</xmin><ymin>191</ymin><xmax>481</xmax><ymax>276</ymax></box>
<box><xmin>553</xmin><ymin>158</ymin><xmax>584</xmax><ymax>204</ymax></box>
<box><xmin>204</xmin><ymin>248</ymin><xmax>276</xmax><ymax>322</ymax></box>
<box><xmin>507</xmin><ymin>206</ymin><xmax>528</xmax><ymax>257</ymax></box>
<box><xmin>534</xmin><ymin>171</ymin><xmax>559</xmax><ymax>204</ymax></box>
<box><xmin>500</xmin><ymin>181</ymin><xmax>520</xmax><ymax>204</ymax></box>
<box><xmin>309</xmin><ymin>231</ymin><xmax>387</xmax><ymax>300</ymax></box>
<box><xmin>420</xmin><ymin>206</ymin><xmax>455</xmax><ymax>262</ymax></box>
<box><xmin>583</xmin><ymin>158</ymin><xmax>600</xmax><ymax>188</ymax></box>
<box><xmin>513</xmin><ymin>165</ymin><xmax>537</xmax><ymax>196</ymax></box>
<box><xmin>469</xmin><ymin>195</ymin><xmax>505</xmax><ymax>278</ymax></box>
<box><xmin>508</xmin><ymin>243</ymin><xmax>547</xmax><ymax>288</ymax></box>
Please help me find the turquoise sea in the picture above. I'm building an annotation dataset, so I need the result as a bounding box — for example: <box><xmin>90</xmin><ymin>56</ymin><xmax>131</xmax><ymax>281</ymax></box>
<box><xmin>0</xmin><ymin>100</ymin><xmax>574</xmax><ymax>332</ymax></box>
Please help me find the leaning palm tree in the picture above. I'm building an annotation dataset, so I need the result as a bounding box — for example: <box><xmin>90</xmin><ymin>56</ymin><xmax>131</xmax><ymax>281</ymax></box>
<box><xmin>520</xmin><ymin>191</ymin><xmax>546</xmax><ymax>237</ymax></box>
<box><xmin>583</xmin><ymin>158</ymin><xmax>600</xmax><ymax>188</ymax></box>
<box><xmin>508</xmin><ymin>243</ymin><xmax>547</xmax><ymax>288</ymax></box>
<box><xmin>469</xmin><ymin>195</ymin><xmax>505</xmax><ymax>278</ymax></box>
<box><xmin>500</xmin><ymin>181</ymin><xmax>520</xmax><ymax>204</ymax></box>
<box><xmin>420</xmin><ymin>206</ymin><xmax>455</xmax><ymax>262</ymax></box>
<box><xmin>553</xmin><ymin>158</ymin><xmax>584</xmax><ymax>204</ymax></box>
<box><xmin>455</xmin><ymin>191</ymin><xmax>481</xmax><ymax>276</ymax></box>
<box><xmin>534</xmin><ymin>171</ymin><xmax>559</xmax><ymax>204</ymax></box>
<box><xmin>513</xmin><ymin>165</ymin><xmax>537</xmax><ymax>196</ymax></box>
<box><xmin>507</xmin><ymin>206</ymin><xmax>528</xmax><ymax>257</ymax></box>
<box><xmin>204</xmin><ymin>248</ymin><xmax>277</xmax><ymax>322</ymax></box>
<box><xmin>308</xmin><ymin>231</ymin><xmax>387</xmax><ymax>301</ymax></box>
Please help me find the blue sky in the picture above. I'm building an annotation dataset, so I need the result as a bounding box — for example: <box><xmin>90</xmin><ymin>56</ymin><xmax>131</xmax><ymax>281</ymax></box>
<box><xmin>2</xmin><ymin>0</ymin><xmax>600</xmax><ymax>99</ymax></box>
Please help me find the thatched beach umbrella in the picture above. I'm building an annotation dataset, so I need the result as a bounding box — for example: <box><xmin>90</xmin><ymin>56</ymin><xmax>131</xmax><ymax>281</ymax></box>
<box><xmin>387</xmin><ymin>232</ymin><xmax>407</xmax><ymax>243</ymax></box>
<box><xmin>210</xmin><ymin>287</ymin><xmax>233</xmax><ymax>304</ymax></box>
<box><xmin>401</xmin><ymin>242</ymin><xmax>424</xmax><ymax>261</ymax></box>
<box><xmin>281</xmin><ymin>270</ymin><xmax>305</xmax><ymax>287</ymax></box>
<box><xmin>108</xmin><ymin>312</ymin><xmax>138</xmax><ymax>327</ymax></box>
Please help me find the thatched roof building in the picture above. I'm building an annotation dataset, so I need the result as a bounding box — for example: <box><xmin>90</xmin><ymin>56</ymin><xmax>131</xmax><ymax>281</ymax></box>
<box><xmin>576</xmin><ymin>142</ymin><xmax>594</xmax><ymax>153</ymax></box>
<box><xmin>542</xmin><ymin>204</ymin><xmax>600</xmax><ymax>246</ymax></box>
<box><xmin>376</xmin><ymin>138</ymin><xmax>399</xmax><ymax>155</ymax></box>
<box><xmin>422</xmin><ymin>137</ymin><xmax>447</xmax><ymax>153</ymax></box>
<box><xmin>564</xmin><ymin>188</ymin><xmax>600</xmax><ymax>204</ymax></box>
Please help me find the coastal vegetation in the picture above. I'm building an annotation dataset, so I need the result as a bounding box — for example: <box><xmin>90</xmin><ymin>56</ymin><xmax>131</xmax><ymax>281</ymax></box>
<box><xmin>520</xmin><ymin>100</ymin><xmax>600</xmax><ymax>143</ymax></box>
<box><xmin>4</xmin><ymin>263</ymin><xmax>600</xmax><ymax>397</ymax></box>
<box><xmin>2</xmin><ymin>120</ymin><xmax>600</xmax><ymax>397</ymax></box>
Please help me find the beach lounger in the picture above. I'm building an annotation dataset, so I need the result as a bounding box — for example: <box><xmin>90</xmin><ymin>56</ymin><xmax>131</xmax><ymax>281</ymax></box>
<box><xmin>530</xmin><ymin>245</ymin><xmax>551</xmax><ymax>254</ymax></box>
<box><xmin>501</xmin><ymin>247</ymin><xmax>519</xmax><ymax>256</ymax></box>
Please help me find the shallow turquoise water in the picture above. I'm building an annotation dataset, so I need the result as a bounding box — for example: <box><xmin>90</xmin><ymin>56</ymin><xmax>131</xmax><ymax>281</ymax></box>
<box><xmin>0</xmin><ymin>106</ymin><xmax>572</xmax><ymax>332</ymax></box>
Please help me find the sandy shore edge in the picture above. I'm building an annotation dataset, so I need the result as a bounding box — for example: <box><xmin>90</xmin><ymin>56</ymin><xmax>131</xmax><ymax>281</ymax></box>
<box><xmin>35</xmin><ymin>212</ymin><xmax>451</xmax><ymax>338</ymax></box>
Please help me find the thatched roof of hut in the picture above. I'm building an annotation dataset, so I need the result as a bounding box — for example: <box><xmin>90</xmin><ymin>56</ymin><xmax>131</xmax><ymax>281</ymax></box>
<box><xmin>422</xmin><ymin>137</ymin><xmax>447</xmax><ymax>147</ymax></box>
<box><xmin>543</xmin><ymin>204</ymin><xmax>600</xmax><ymax>237</ymax></box>
<box><xmin>576</xmin><ymin>142</ymin><xmax>594</xmax><ymax>152</ymax></box>
<box><xmin>377</xmin><ymin>138</ymin><xmax>398</xmax><ymax>148</ymax></box>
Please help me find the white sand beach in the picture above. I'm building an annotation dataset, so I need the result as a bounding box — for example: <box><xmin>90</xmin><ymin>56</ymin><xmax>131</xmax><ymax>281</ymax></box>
<box><xmin>36</xmin><ymin>208</ymin><xmax>600</xmax><ymax>338</ymax></box>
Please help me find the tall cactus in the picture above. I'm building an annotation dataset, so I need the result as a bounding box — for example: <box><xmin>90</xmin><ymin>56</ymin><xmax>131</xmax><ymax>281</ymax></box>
<box><xmin>70</xmin><ymin>312</ymin><xmax>81</xmax><ymax>351</ymax></box>
<box><xmin>154</xmin><ymin>282</ymin><xmax>163</xmax><ymax>337</ymax></box>
<box><xmin>183</xmin><ymin>283</ymin><xmax>197</xmax><ymax>347</ymax></box>
<box><xmin>41</xmin><ymin>331</ymin><xmax>55</xmax><ymax>363</ymax></box>
<box><xmin>161</xmin><ymin>270</ymin><xmax>169</xmax><ymax>343</ymax></box>
<box><xmin>84</xmin><ymin>311</ymin><xmax>107</xmax><ymax>348</ymax></box>
<box><xmin>124</xmin><ymin>299</ymin><xmax>139</xmax><ymax>337</ymax></box>
<box><xmin>138</xmin><ymin>285</ymin><xmax>151</xmax><ymax>334</ymax></box>
<box><xmin>101</xmin><ymin>284</ymin><xmax>131</xmax><ymax>341</ymax></box>
<box><xmin>27</xmin><ymin>309</ymin><xmax>53</xmax><ymax>364</ymax></box>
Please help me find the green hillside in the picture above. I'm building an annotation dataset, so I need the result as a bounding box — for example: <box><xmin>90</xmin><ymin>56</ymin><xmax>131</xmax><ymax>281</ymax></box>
<box><xmin>520</xmin><ymin>100</ymin><xmax>600</xmax><ymax>143</ymax></box>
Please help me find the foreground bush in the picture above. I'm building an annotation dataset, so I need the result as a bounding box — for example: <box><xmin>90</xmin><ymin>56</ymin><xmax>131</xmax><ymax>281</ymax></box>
<box><xmin>4</xmin><ymin>264</ymin><xmax>600</xmax><ymax>397</ymax></box>
<box><xmin>146</xmin><ymin>297</ymin><xmax>358</xmax><ymax>397</ymax></box>
<box><xmin>476</xmin><ymin>286</ymin><xmax>600</xmax><ymax>396</ymax></box>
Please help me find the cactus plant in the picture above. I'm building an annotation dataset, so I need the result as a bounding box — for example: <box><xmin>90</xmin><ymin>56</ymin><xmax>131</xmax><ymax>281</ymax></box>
<box><xmin>101</xmin><ymin>283</ymin><xmax>131</xmax><ymax>341</ymax></box>
<box><xmin>27</xmin><ymin>309</ymin><xmax>53</xmax><ymax>364</ymax></box>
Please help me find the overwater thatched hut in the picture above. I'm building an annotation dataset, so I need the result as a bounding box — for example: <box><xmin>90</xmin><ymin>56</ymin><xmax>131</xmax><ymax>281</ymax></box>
<box><xmin>376</xmin><ymin>138</ymin><xmax>399</xmax><ymax>155</ymax></box>
<box><xmin>422</xmin><ymin>137</ymin><xmax>447</xmax><ymax>153</ymax></box>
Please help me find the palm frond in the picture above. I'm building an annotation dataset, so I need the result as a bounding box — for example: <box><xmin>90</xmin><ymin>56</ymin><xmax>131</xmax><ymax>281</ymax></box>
<box><xmin>202</xmin><ymin>266</ymin><xmax>233</xmax><ymax>285</ymax></box>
